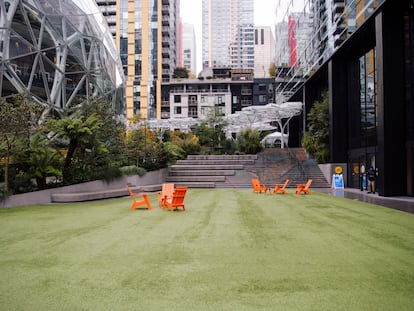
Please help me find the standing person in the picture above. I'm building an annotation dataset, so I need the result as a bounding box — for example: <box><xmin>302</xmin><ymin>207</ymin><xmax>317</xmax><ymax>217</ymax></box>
<box><xmin>367</xmin><ymin>167</ymin><xmax>376</xmax><ymax>193</ymax></box>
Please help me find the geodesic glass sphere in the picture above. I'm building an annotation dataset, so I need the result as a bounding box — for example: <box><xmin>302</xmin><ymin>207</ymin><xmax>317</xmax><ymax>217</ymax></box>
<box><xmin>0</xmin><ymin>0</ymin><xmax>125</xmax><ymax>116</ymax></box>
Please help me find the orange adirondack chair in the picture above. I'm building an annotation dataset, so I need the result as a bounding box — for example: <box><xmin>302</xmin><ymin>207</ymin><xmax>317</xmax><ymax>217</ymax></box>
<box><xmin>126</xmin><ymin>185</ymin><xmax>152</xmax><ymax>210</ymax></box>
<box><xmin>164</xmin><ymin>186</ymin><xmax>188</xmax><ymax>212</ymax></box>
<box><xmin>251</xmin><ymin>178</ymin><xmax>269</xmax><ymax>193</ymax></box>
<box><xmin>157</xmin><ymin>183</ymin><xmax>175</xmax><ymax>209</ymax></box>
<box><xmin>295</xmin><ymin>179</ymin><xmax>312</xmax><ymax>195</ymax></box>
<box><xmin>273</xmin><ymin>179</ymin><xmax>289</xmax><ymax>194</ymax></box>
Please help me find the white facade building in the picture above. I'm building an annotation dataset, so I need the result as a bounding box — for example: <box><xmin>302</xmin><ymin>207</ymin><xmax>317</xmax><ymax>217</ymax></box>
<box><xmin>254</xmin><ymin>26</ymin><xmax>275</xmax><ymax>78</ymax></box>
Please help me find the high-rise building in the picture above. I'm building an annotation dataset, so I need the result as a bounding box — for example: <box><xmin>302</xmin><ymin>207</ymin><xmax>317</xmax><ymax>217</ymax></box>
<box><xmin>202</xmin><ymin>0</ymin><xmax>254</xmax><ymax>69</ymax></box>
<box><xmin>95</xmin><ymin>0</ymin><xmax>117</xmax><ymax>38</ymax></box>
<box><xmin>274</xmin><ymin>21</ymin><xmax>289</xmax><ymax>67</ymax></box>
<box><xmin>181</xmin><ymin>23</ymin><xmax>197</xmax><ymax>76</ymax></box>
<box><xmin>110</xmin><ymin>0</ymin><xmax>180</xmax><ymax>121</ymax></box>
<box><xmin>254</xmin><ymin>27</ymin><xmax>275</xmax><ymax>78</ymax></box>
<box><xmin>282</xmin><ymin>0</ymin><xmax>414</xmax><ymax>197</ymax></box>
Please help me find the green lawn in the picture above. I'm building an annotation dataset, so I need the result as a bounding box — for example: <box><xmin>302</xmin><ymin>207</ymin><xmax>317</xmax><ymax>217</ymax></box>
<box><xmin>1</xmin><ymin>189</ymin><xmax>413</xmax><ymax>310</ymax></box>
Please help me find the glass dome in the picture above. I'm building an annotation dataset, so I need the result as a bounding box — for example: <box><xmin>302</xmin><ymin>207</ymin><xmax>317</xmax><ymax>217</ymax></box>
<box><xmin>0</xmin><ymin>0</ymin><xmax>125</xmax><ymax>116</ymax></box>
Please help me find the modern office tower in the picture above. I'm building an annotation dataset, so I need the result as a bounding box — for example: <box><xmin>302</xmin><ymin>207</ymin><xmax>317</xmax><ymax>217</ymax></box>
<box><xmin>274</xmin><ymin>21</ymin><xmax>289</xmax><ymax>67</ymax></box>
<box><xmin>181</xmin><ymin>23</ymin><xmax>197</xmax><ymax>76</ymax></box>
<box><xmin>289</xmin><ymin>12</ymin><xmax>313</xmax><ymax>76</ymax></box>
<box><xmin>284</xmin><ymin>0</ymin><xmax>414</xmax><ymax>197</ymax></box>
<box><xmin>95</xmin><ymin>0</ymin><xmax>117</xmax><ymax>37</ymax></box>
<box><xmin>118</xmin><ymin>0</ymin><xmax>180</xmax><ymax>121</ymax></box>
<box><xmin>1</xmin><ymin>0</ymin><xmax>124</xmax><ymax>117</ymax></box>
<box><xmin>202</xmin><ymin>0</ymin><xmax>254</xmax><ymax>69</ymax></box>
<box><xmin>254</xmin><ymin>27</ymin><xmax>275</xmax><ymax>78</ymax></box>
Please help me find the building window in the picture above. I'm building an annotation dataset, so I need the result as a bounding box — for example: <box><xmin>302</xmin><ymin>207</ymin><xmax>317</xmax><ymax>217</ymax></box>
<box><xmin>175</xmin><ymin>106</ymin><xmax>182</xmax><ymax>114</ymax></box>
<box><xmin>359</xmin><ymin>48</ymin><xmax>377</xmax><ymax>147</ymax></box>
<box><xmin>189</xmin><ymin>107</ymin><xmax>197</xmax><ymax>117</ymax></box>
<box><xmin>259</xmin><ymin>95</ymin><xmax>267</xmax><ymax>103</ymax></box>
<box><xmin>201</xmin><ymin>96</ymin><xmax>206</xmax><ymax>103</ymax></box>
<box><xmin>258</xmin><ymin>84</ymin><xmax>267</xmax><ymax>91</ymax></box>
<box><xmin>216</xmin><ymin>95</ymin><xmax>224</xmax><ymax>105</ymax></box>
<box><xmin>255</xmin><ymin>29</ymin><xmax>258</xmax><ymax>45</ymax></box>
<box><xmin>174</xmin><ymin>95</ymin><xmax>181</xmax><ymax>103</ymax></box>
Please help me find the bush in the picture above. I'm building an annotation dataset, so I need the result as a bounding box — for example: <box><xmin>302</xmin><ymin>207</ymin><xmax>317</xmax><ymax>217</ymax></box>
<box><xmin>236</xmin><ymin>128</ymin><xmax>263</xmax><ymax>154</ymax></box>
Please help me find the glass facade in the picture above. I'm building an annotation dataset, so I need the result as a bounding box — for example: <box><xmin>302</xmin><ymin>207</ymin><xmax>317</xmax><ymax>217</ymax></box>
<box><xmin>0</xmin><ymin>0</ymin><xmax>125</xmax><ymax>116</ymax></box>
<box><xmin>274</xmin><ymin>0</ymin><xmax>385</xmax><ymax>100</ymax></box>
<box><xmin>359</xmin><ymin>49</ymin><xmax>377</xmax><ymax>148</ymax></box>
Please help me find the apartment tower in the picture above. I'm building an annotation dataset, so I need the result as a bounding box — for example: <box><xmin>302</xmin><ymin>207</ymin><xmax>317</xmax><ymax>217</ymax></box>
<box><xmin>202</xmin><ymin>0</ymin><xmax>254</xmax><ymax>69</ymax></box>
<box><xmin>96</xmin><ymin>0</ymin><xmax>179</xmax><ymax>121</ymax></box>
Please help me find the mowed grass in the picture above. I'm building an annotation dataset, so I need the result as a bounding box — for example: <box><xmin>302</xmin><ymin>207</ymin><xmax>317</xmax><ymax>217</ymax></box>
<box><xmin>0</xmin><ymin>189</ymin><xmax>413</xmax><ymax>311</ymax></box>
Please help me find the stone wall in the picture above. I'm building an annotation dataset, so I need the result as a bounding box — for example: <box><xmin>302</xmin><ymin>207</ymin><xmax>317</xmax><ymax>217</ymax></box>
<box><xmin>1</xmin><ymin>168</ymin><xmax>168</xmax><ymax>208</ymax></box>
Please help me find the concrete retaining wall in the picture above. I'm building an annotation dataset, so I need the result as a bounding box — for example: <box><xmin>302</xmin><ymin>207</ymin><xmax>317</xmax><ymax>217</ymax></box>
<box><xmin>1</xmin><ymin>168</ymin><xmax>168</xmax><ymax>208</ymax></box>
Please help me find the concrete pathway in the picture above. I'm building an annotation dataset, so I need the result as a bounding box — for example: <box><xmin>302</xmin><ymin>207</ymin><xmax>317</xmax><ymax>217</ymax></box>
<box><xmin>315</xmin><ymin>188</ymin><xmax>414</xmax><ymax>214</ymax></box>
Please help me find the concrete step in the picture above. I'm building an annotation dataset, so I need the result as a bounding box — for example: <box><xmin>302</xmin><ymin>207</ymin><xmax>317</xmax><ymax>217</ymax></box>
<box><xmin>166</xmin><ymin>176</ymin><xmax>226</xmax><ymax>182</ymax></box>
<box><xmin>175</xmin><ymin>159</ymin><xmax>255</xmax><ymax>165</ymax></box>
<box><xmin>168</xmin><ymin>170</ymin><xmax>235</xmax><ymax>176</ymax></box>
<box><xmin>169</xmin><ymin>164</ymin><xmax>244</xmax><ymax>170</ymax></box>
<box><xmin>174</xmin><ymin>182</ymin><xmax>216</xmax><ymax>188</ymax></box>
<box><xmin>187</xmin><ymin>154</ymin><xmax>257</xmax><ymax>160</ymax></box>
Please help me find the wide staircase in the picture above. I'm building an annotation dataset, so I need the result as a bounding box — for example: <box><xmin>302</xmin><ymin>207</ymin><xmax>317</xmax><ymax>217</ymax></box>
<box><xmin>166</xmin><ymin>148</ymin><xmax>331</xmax><ymax>189</ymax></box>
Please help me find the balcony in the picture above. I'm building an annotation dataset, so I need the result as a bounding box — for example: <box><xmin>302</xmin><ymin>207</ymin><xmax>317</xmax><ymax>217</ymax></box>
<box><xmin>189</xmin><ymin>111</ymin><xmax>198</xmax><ymax>118</ymax></box>
<box><xmin>241</xmin><ymin>89</ymin><xmax>252</xmax><ymax>95</ymax></box>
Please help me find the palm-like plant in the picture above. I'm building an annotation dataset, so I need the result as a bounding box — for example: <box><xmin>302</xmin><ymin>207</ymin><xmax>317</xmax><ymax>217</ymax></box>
<box><xmin>47</xmin><ymin>113</ymin><xmax>102</xmax><ymax>176</ymax></box>
<box><xmin>29</xmin><ymin>134</ymin><xmax>63</xmax><ymax>189</ymax></box>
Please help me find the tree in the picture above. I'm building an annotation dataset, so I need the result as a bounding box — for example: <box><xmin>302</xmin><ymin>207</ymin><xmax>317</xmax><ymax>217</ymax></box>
<box><xmin>173</xmin><ymin>67</ymin><xmax>189</xmax><ymax>79</ymax></box>
<box><xmin>0</xmin><ymin>95</ymin><xmax>42</xmax><ymax>193</ymax></box>
<box><xmin>268</xmin><ymin>62</ymin><xmax>276</xmax><ymax>77</ymax></box>
<box><xmin>192</xmin><ymin>108</ymin><xmax>227</xmax><ymax>154</ymax></box>
<box><xmin>301</xmin><ymin>92</ymin><xmax>330</xmax><ymax>163</ymax></box>
<box><xmin>236</xmin><ymin>128</ymin><xmax>263</xmax><ymax>154</ymax></box>
<box><xmin>46</xmin><ymin>113</ymin><xmax>102</xmax><ymax>181</ymax></box>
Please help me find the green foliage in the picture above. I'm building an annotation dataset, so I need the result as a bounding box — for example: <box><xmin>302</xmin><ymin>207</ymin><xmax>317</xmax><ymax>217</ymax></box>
<box><xmin>169</xmin><ymin>130</ymin><xmax>200</xmax><ymax>155</ymax></box>
<box><xmin>163</xmin><ymin>142</ymin><xmax>187</xmax><ymax>165</ymax></box>
<box><xmin>192</xmin><ymin>110</ymin><xmax>227</xmax><ymax>154</ymax></box>
<box><xmin>222</xmin><ymin>138</ymin><xmax>237</xmax><ymax>154</ymax></box>
<box><xmin>43</xmin><ymin>97</ymin><xmax>128</xmax><ymax>184</ymax></box>
<box><xmin>28</xmin><ymin>133</ymin><xmax>63</xmax><ymax>189</ymax></box>
<box><xmin>46</xmin><ymin>113</ymin><xmax>102</xmax><ymax>171</ymax></box>
<box><xmin>173</xmin><ymin>67</ymin><xmax>189</xmax><ymax>79</ymax></box>
<box><xmin>301</xmin><ymin>92</ymin><xmax>330</xmax><ymax>163</ymax></box>
<box><xmin>236</xmin><ymin>128</ymin><xmax>263</xmax><ymax>154</ymax></box>
<box><xmin>0</xmin><ymin>95</ymin><xmax>43</xmax><ymax>193</ymax></box>
<box><xmin>119</xmin><ymin>165</ymin><xmax>146</xmax><ymax>177</ymax></box>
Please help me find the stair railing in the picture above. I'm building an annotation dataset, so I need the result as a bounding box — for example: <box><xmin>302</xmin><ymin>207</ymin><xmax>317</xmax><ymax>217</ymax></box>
<box><xmin>287</xmin><ymin>147</ymin><xmax>308</xmax><ymax>181</ymax></box>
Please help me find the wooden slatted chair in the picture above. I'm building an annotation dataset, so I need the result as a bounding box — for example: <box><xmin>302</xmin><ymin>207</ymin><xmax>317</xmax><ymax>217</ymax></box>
<box><xmin>251</xmin><ymin>178</ymin><xmax>269</xmax><ymax>194</ymax></box>
<box><xmin>157</xmin><ymin>183</ymin><xmax>175</xmax><ymax>209</ymax></box>
<box><xmin>295</xmin><ymin>179</ymin><xmax>313</xmax><ymax>195</ymax></box>
<box><xmin>273</xmin><ymin>179</ymin><xmax>289</xmax><ymax>194</ymax></box>
<box><xmin>165</xmin><ymin>186</ymin><xmax>188</xmax><ymax>212</ymax></box>
<box><xmin>126</xmin><ymin>185</ymin><xmax>152</xmax><ymax>210</ymax></box>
